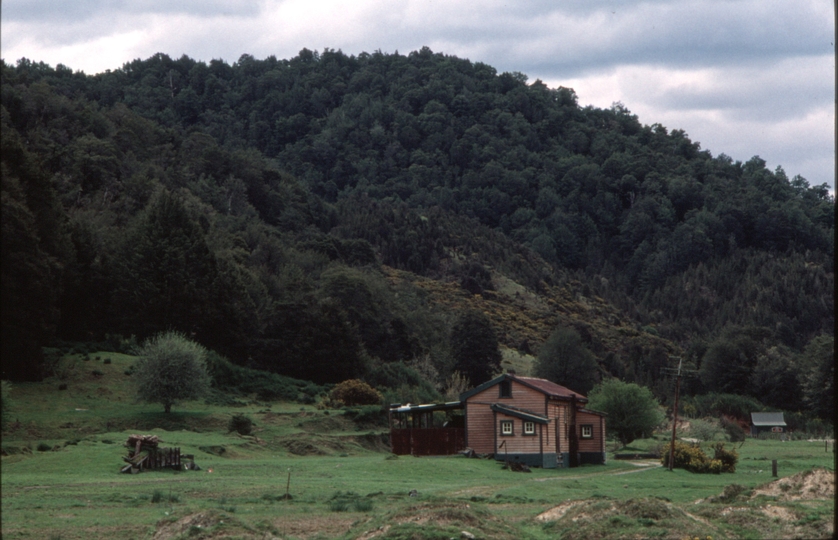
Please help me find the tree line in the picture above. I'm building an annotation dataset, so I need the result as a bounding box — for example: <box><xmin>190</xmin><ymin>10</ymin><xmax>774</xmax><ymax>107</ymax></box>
<box><xmin>1</xmin><ymin>50</ymin><xmax>832</xmax><ymax>422</ymax></box>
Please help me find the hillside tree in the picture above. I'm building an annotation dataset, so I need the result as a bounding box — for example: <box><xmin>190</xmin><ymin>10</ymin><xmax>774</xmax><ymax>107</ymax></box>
<box><xmin>450</xmin><ymin>310</ymin><xmax>502</xmax><ymax>387</ymax></box>
<box><xmin>534</xmin><ymin>326</ymin><xmax>599</xmax><ymax>394</ymax></box>
<box><xmin>134</xmin><ymin>331</ymin><xmax>211</xmax><ymax>413</ymax></box>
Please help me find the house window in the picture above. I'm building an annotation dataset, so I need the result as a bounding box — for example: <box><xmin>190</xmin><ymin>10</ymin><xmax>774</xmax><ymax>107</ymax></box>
<box><xmin>499</xmin><ymin>380</ymin><xmax>512</xmax><ymax>398</ymax></box>
<box><xmin>581</xmin><ymin>424</ymin><xmax>593</xmax><ymax>439</ymax></box>
<box><xmin>500</xmin><ymin>420</ymin><xmax>513</xmax><ymax>436</ymax></box>
<box><xmin>523</xmin><ymin>421</ymin><xmax>535</xmax><ymax>435</ymax></box>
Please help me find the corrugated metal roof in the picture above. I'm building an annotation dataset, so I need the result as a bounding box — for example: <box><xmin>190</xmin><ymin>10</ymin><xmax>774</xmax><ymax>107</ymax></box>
<box><xmin>750</xmin><ymin>412</ymin><xmax>786</xmax><ymax>426</ymax></box>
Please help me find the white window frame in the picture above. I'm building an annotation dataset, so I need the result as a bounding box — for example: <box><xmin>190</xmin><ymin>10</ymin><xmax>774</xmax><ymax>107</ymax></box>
<box><xmin>523</xmin><ymin>421</ymin><xmax>535</xmax><ymax>435</ymax></box>
<box><xmin>500</xmin><ymin>420</ymin><xmax>513</xmax><ymax>436</ymax></box>
<box><xmin>581</xmin><ymin>424</ymin><xmax>593</xmax><ymax>439</ymax></box>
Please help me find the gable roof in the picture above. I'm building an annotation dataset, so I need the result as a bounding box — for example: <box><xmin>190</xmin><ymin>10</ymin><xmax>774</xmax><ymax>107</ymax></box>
<box><xmin>750</xmin><ymin>412</ymin><xmax>786</xmax><ymax>426</ymax></box>
<box><xmin>460</xmin><ymin>373</ymin><xmax>587</xmax><ymax>402</ymax></box>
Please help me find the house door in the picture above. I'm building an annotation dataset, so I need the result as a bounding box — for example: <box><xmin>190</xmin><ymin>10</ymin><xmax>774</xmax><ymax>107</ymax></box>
<box><xmin>568</xmin><ymin>425</ymin><xmax>579</xmax><ymax>467</ymax></box>
<box><xmin>568</xmin><ymin>398</ymin><xmax>579</xmax><ymax>467</ymax></box>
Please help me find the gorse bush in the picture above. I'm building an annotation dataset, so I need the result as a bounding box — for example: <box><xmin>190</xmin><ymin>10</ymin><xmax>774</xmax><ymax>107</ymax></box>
<box><xmin>710</xmin><ymin>442</ymin><xmax>738</xmax><ymax>472</ymax></box>
<box><xmin>228</xmin><ymin>414</ymin><xmax>253</xmax><ymax>435</ymax></box>
<box><xmin>328</xmin><ymin>379</ymin><xmax>382</xmax><ymax>406</ymax></box>
<box><xmin>662</xmin><ymin>441</ymin><xmax>737</xmax><ymax>473</ymax></box>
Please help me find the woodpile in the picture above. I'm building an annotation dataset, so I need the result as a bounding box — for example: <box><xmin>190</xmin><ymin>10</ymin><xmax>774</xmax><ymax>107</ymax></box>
<box><xmin>120</xmin><ymin>434</ymin><xmax>199</xmax><ymax>474</ymax></box>
<box><xmin>502</xmin><ymin>461</ymin><xmax>531</xmax><ymax>472</ymax></box>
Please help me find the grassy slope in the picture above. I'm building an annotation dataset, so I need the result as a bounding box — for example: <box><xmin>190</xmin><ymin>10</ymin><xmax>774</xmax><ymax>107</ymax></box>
<box><xmin>1</xmin><ymin>354</ymin><xmax>833</xmax><ymax>539</ymax></box>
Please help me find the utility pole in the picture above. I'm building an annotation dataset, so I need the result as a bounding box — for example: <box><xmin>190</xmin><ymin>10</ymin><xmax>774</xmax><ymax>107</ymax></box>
<box><xmin>668</xmin><ymin>358</ymin><xmax>682</xmax><ymax>471</ymax></box>
<box><xmin>661</xmin><ymin>357</ymin><xmax>698</xmax><ymax>471</ymax></box>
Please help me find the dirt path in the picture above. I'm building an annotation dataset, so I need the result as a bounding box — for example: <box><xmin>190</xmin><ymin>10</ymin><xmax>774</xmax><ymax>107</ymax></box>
<box><xmin>453</xmin><ymin>461</ymin><xmax>661</xmax><ymax>497</ymax></box>
<box><xmin>533</xmin><ymin>461</ymin><xmax>662</xmax><ymax>482</ymax></box>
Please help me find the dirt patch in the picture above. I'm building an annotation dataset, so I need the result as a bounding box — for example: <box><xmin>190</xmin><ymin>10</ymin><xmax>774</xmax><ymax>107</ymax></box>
<box><xmin>751</xmin><ymin>468</ymin><xmax>834</xmax><ymax>501</ymax></box>
<box><xmin>278</xmin><ymin>439</ymin><xmax>329</xmax><ymax>456</ymax></box>
<box><xmin>535</xmin><ymin>500</ymin><xmax>586</xmax><ymax>521</ymax></box>
<box><xmin>761</xmin><ymin>504</ymin><xmax>797</xmax><ymax>521</ymax></box>
<box><xmin>152</xmin><ymin>510</ymin><xmax>272</xmax><ymax>540</ymax></box>
<box><xmin>271</xmin><ymin>516</ymin><xmax>356</xmax><ymax>539</ymax></box>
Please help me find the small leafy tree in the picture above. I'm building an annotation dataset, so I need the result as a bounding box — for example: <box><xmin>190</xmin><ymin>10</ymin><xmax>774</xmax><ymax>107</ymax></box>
<box><xmin>587</xmin><ymin>378</ymin><xmax>664</xmax><ymax>447</ymax></box>
<box><xmin>133</xmin><ymin>331</ymin><xmax>210</xmax><ymax>413</ymax></box>
<box><xmin>688</xmin><ymin>418</ymin><xmax>723</xmax><ymax>442</ymax></box>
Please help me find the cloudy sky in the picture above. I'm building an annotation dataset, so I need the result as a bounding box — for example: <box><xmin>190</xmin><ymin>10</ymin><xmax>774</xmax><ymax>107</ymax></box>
<box><xmin>2</xmin><ymin>0</ymin><xmax>834</xmax><ymax>190</ymax></box>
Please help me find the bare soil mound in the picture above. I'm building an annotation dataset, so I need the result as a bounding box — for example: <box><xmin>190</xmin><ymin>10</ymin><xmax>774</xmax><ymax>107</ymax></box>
<box><xmin>752</xmin><ymin>467</ymin><xmax>834</xmax><ymax>501</ymax></box>
<box><xmin>535</xmin><ymin>497</ymin><xmax>714</xmax><ymax>540</ymax></box>
<box><xmin>354</xmin><ymin>501</ymin><xmax>520</xmax><ymax>540</ymax></box>
<box><xmin>152</xmin><ymin>509</ymin><xmax>275</xmax><ymax>539</ymax></box>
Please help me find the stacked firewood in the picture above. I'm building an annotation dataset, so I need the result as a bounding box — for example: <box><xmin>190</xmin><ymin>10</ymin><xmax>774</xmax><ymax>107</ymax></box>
<box><xmin>120</xmin><ymin>434</ymin><xmax>198</xmax><ymax>473</ymax></box>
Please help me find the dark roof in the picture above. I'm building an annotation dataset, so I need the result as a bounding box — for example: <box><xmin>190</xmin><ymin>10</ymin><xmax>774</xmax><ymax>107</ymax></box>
<box><xmin>750</xmin><ymin>412</ymin><xmax>786</xmax><ymax>426</ymax></box>
<box><xmin>460</xmin><ymin>373</ymin><xmax>587</xmax><ymax>402</ymax></box>
<box><xmin>490</xmin><ymin>404</ymin><xmax>550</xmax><ymax>424</ymax></box>
<box><xmin>514</xmin><ymin>376</ymin><xmax>587</xmax><ymax>401</ymax></box>
<box><xmin>578</xmin><ymin>407</ymin><xmax>607</xmax><ymax>417</ymax></box>
<box><xmin>389</xmin><ymin>401</ymin><xmax>463</xmax><ymax>413</ymax></box>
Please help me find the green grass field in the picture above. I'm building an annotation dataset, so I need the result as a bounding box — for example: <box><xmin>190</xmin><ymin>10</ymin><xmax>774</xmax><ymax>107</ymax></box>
<box><xmin>2</xmin><ymin>353</ymin><xmax>834</xmax><ymax>539</ymax></box>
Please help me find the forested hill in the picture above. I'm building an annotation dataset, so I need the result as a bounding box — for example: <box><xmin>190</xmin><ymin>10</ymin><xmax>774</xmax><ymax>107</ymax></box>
<box><xmin>1</xmin><ymin>49</ymin><xmax>833</xmax><ymax>418</ymax></box>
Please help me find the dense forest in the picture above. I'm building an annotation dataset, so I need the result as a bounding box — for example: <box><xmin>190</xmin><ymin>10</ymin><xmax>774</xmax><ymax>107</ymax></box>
<box><xmin>1</xmin><ymin>48</ymin><xmax>833</xmax><ymax>424</ymax></box>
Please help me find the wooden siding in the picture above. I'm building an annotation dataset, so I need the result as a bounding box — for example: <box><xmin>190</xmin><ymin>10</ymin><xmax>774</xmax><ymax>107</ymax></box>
<box><xmin>495</xmin><ymin>412</ymin><xmax>545</xmax><ymax>455</ymax></box>
<box><xmin>390</xmin><ymin>428</ymin><xmax>465</xmax><ymax>456</ymax></box>
<box><xmin>551</xmin><ymin>402</ymin><xmax>568</xmax><ymax>453</ymax></box>
<box><xmin>464</xmin><ymin>401</ymin><xmax>496</xmax><ymax>453</ymax></box>
<box><xmin>464</xmin><ymin>377</ymin><xmax>605</xmax><ymax>464</ymax></box>
<box><xmin>577</xmin><ymin>410</ymin><xmax>605</xmax><ymax>453</ymax></box>
<box><xmin>465</xmin><ymin>379</ymin><xmax>551</xmax><ymax>454</ymax></box>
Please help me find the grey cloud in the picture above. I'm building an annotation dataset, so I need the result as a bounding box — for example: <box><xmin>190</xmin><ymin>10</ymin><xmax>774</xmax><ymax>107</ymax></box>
<box><xmin>642</xmin><ymin>56</ymin><xmax>833</xmax><ymax>123</ymax></box>
<box><xmin>2</xmin><ymin>0</ymin><xmax>258</xmax><ymax>23</ymax></box>
<box><xmin>407</xmin><ymin>0</ymin><xmax>830</xmax><ymax>78</ymax></box>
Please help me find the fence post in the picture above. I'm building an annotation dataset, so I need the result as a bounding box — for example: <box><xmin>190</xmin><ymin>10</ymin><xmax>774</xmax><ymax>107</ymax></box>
<box><xmin>771</xmin><ymin>459</ymin><xmax>777</xmax><ymax>477</ymax></box>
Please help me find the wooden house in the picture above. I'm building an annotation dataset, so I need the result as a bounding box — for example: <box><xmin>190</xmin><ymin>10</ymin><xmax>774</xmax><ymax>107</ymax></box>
<box><xmin>750</xmin><ymin>412</ymin><xmax>787</xmax><ymax>437</ymax></box>
<box><xmin>460</xmin><ymin>373</ymin><xmax>606</xmax><ymax>468</ymax></box>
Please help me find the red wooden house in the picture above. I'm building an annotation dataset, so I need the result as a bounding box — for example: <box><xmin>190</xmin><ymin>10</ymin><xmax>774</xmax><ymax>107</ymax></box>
<box><xmin>460</xmin><ymin>372</ymin><xmax>606</xmax><ymax>468</ymax></box>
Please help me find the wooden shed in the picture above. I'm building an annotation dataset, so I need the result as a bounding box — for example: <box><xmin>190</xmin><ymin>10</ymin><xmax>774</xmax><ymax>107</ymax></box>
<box><xmin>750</xmin><ymin>412</ymin><xmax>787</xmax><ymax>437</ymax></box>
<box><xmin>388</xmin><ymin>401</ymin><xmax>465</xmax><ymax>456</ymax></box>
<box><xmin>460</xmin><ymin>373</ymin><xmax>606</xmax><ymax>468</ymax></box>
